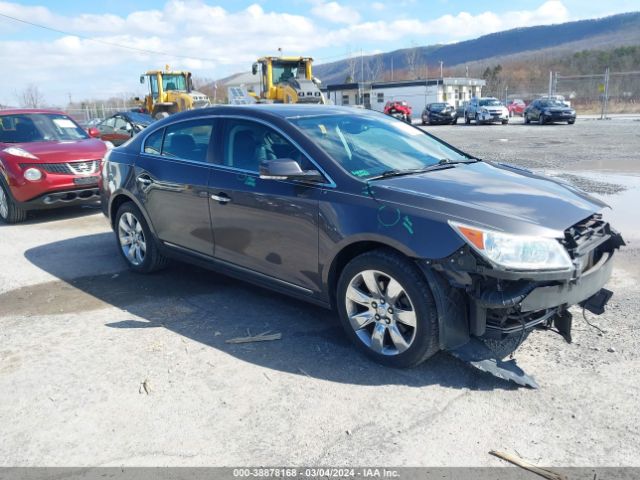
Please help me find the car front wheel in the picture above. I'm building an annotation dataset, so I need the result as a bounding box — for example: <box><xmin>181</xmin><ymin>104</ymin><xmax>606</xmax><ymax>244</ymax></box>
<box><xmin>0</xmin><ymin>180</ymin><xmax>27</xmax><ymax>224</ymax></box>
<box><xmin>115</xmin><ymin>202</ymin><xmax>168</xmax><ymax>273</ymax></box>
<box><xmin>336</xmin><ymin>250</ymin><xmax>440</xmax><ymax>368</ymax></box>
<box><xmin>524</xmin><ymin>114</ymin><xmax>530</xmax><ymax>124</ymax></box>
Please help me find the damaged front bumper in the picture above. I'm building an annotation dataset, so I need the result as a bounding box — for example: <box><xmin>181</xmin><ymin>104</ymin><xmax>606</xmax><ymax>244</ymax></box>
<box><xmin>423</xmin><ymin>214</ymin><xmax>625</xmax><ymax>386</ymax></box>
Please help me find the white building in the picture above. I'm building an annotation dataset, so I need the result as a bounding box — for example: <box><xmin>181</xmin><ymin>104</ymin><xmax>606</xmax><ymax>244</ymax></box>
<box><xmin>325</xmin><ymin>77</ymin><xmax>486</xmax><ymax>113</ymax></box>
<box><xmin>217</xmin><ymin>71</ymin><xmax>261</xmax><ymax>96</ymax></box>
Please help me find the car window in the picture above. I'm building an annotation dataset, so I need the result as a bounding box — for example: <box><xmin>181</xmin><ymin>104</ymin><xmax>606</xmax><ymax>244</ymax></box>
<box><xmin>222</xmin><ymin>119</ymin><xmax>311</xmax><ymax>173</ymax></box>
<box><xmin>114</xmin><ymin>117</ymin><xmax>130</xmax><ymax>131</ymax></box>
<box><xmin>104</xmin><ymin>117</ymin><xmax>116</xmax><ymax>129</ymax></box>
<box><xmin>162</xmin><ymin>120</ymin><xmax>214</xmax><ymax>162</ymax></box>
<box><xmin>0</xmin><ymin>113</ymin><xmax>88</xmax><ymax>143</ymax></box>
<box><xmin>144</xmin><ymin>128</ymin><xmax>164</xmax><ymax>155</ymax></box>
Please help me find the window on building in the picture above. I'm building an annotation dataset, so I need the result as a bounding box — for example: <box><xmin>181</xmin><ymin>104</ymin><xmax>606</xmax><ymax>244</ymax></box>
<box><xmin>342</xmin><ymin>94</ymin><xmax>350</xmax><ymax>105</ymax></box>
<box><xmin>377</xmin><ymin>92</ymin><xmax>384</xmax><ymax>103</ymax></box>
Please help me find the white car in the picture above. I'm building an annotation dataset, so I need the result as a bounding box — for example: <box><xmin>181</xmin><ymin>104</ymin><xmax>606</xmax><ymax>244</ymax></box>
<box><xmin>465</xmin><ymin>97</ymin><xmax>509</xmax><ymax>124</ymax></box>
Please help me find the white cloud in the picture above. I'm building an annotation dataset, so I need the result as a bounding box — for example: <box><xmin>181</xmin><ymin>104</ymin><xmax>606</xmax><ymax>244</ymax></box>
<box><xmin>310</xmin><ymin>1</ymin><xmax>361</xmax><ymax>24</ymax></box>
<box><xmin>371</xmin><ymin>2</ymin><xmax>386</xmax><ymax>11</ymax></box>
<box><xmin>0</xmin><ymin>0</ymin><xmax>574</xmax><ymax>105</ymax></box>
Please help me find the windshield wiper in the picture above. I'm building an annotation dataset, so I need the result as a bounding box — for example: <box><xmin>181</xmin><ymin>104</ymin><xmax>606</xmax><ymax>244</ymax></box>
<box><xmin>367</xmin><ymin>158</ymin><xmax>477</xmax><ymax>181</ymax></box>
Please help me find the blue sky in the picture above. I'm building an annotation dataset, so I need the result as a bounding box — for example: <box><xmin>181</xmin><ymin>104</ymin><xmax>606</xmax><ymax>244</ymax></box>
<box><xmin>1</xmin><ymin>0</ymin><xmax>638</xmax><ymax>105</ymax></box>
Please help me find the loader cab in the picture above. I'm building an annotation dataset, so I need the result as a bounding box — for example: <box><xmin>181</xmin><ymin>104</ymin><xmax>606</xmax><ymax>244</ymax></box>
<box><xmin>140</xmin><ymin>71</ymin><xmax>193</xmax><ymax>101</ymax></box>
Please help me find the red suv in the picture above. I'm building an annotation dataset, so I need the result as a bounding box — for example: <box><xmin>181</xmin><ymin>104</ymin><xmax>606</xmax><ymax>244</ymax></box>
<box><xmin>0</xmin><ymin>109</ymin><xmax>108</xmax><ymax>223</ymax></box>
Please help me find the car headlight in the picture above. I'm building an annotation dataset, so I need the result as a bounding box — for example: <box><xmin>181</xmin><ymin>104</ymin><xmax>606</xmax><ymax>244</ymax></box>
<box><xmin>480</xmin><ymin>108</ymin><xmax>488</xmax><ymax>113</ymax></box>
<box><xmin>450</xmin><ymin>221</ymin><xmax>572</xmax><ymax>270</ymax></box>
<box><xmin>24</xmin><ymin>167</ymin><xmax>43</xmax><ymax>181</ymax></box>
<box><xmin>3</xmin><ymin>147</ymin><xmax>38</xmax><ymax>159</ymax></box>
<box><xmin>543</xmin><ymin>110</ymin><xmax>551</xmax><ymax>115</ymax></box>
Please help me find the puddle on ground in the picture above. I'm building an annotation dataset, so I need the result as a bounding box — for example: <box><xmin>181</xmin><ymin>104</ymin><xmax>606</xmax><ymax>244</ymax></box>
<box><xmin>545</xmin><ymin>170</ymin><xmax>640</xmax><ymax>242</ymax></box>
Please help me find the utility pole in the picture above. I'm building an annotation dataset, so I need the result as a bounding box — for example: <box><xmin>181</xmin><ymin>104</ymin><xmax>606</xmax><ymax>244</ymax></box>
<box><xmin>505</xmin><ymin>85</ymin><xmax>509</xmax><ymax>105</ymax></box>
<box><xmin>360</xmin><ymin>48</ymin><xmax>364</xmax><ymax>106</ymax></box>
<box><xmin>548</xmin><ymin>71</ymin><xmax>553</xmax><ymax>97</ymax></box>
<box><xmin>439</xmin><ymin>60</ymin><xmax>443</xmax><ymax>78</ymax></box>
<box><xmin>601</xmin><ymin>66</ymin><xmax>610</xmax><ymax>120</ymax></box>
<box><xmin>391</xmin><ymin>57</ymin><xmax>394</xmax><ymax>81</ymax></box>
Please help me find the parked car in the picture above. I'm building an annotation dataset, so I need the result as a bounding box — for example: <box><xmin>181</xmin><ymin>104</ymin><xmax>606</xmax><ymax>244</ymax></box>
<box><xmin>100</xmin><ymin>105</ymin><xmax>623</xmax><ymax>372</ymax></box>
<box><xmin>383</xmin><ymin>101</ymin><xmax>412</xmax><ymax>123</ymax></box>
<box><xmin>421</xmin><ymin>103</ymin><xmax>458</xmax><ymax>125</ymax></box>
<box><xmin>507</xmin><ymin>99</ymin><xmax>527</xmax><ymax>117</ymax></box>
<box><xmin>524</xmin><ymin>98</ymin><xmax>576</xmax><ymax>125</ymax></box>
<box><xmin>96</xmin><ymin>111</ymin><xmax>154</xmax><ymax>146</ymax></box>
<box><xmin>0</xmin><ymin>109</ymin><xmax>107</xmax><ymax>223</ymax></box>
<box><xmin>465</xmin><ymin>97</ymin><xmax>509</xmax><ymax>124</ymax></box>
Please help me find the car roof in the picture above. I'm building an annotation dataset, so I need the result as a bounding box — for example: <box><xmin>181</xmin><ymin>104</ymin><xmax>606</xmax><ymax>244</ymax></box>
<box><xmin>165</xmin><ymin>104</ymin><xmax>368</xmax><ymax>122</ymax></box>
<box><xmin>0</xmin><ymin>108</ymin><xmax>66</xmax><ymax>116</ymax></box>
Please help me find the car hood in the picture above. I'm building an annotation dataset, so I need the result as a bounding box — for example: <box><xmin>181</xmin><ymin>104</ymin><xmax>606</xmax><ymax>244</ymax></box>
<box><xmin>0</xmin><ymin>139</ymin><xmax>107</xmax><ymax>163</ymax></box>
<box><xmin>370</xmin><ymin>162</ymin><xmax>608</xmax><ymax>237</ymax></box>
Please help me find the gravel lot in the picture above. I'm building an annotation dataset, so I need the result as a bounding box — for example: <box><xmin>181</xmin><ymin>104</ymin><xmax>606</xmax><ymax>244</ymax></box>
<box><xmin>1</xmin><ymin>118</ymin><xmax>639</xmax><ymax>467</ymax></box>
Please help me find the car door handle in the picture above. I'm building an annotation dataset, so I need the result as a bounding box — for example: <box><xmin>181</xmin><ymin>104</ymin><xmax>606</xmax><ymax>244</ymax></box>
<box><xmin>137</xmin><ymin>175</ymin><xmax>153</xmax><ymax>186</ymax></box>
<box><xmin>211</xmin><ymin>193</ymin><xmax>231</xmax><ymax>204</ymax></box>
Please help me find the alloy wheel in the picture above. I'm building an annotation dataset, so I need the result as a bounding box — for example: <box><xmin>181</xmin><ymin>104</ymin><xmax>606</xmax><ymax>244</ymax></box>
<box><xmin>0</xmin><ymin>186</ymin><xmax>8</xmax><ymax>220</ymax></box>
<box><xmin>118</xmin><ymin>212</ymin><xmax>147</xmax><ymax>266</ymax></box>
<box><xmin>344</xmin><ymin>270</ymin><xmax>417</xmax><ymax>355</ymax></box>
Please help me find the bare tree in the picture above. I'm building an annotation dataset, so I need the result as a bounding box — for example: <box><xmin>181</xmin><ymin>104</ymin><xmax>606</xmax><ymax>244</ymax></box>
<box><xmin>405</xmin><ymin>44</ymin><xmax>420</xmax><ymax>80</ymax></box>
<box><xmin>17</xmin><ymin>84</ymin><xmax>45</xmax><ymax>108</ymax></box>
<box><xmin>367</xmin><ymin>56</ymin><xmax>384</xmax><ymax>82</ymax></box>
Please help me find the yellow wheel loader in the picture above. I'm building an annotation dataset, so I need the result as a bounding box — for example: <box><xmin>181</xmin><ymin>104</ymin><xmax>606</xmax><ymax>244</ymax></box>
<box><xmin>251</xmin><ymin>57</ymin><xmax>325</xmax><ymax>104</ymax></box>
<box><xmin>139</xmin><ymin>67</ymin><xmax>210</xmax><ymax>119</ymax></box>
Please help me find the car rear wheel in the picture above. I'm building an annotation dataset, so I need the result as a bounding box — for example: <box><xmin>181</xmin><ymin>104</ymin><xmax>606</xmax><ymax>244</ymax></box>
<box><xmin>524</xmin><ymin>114</ymin><xmax>530</xmax><ymax>124</ymax></box>
<box><xmin>115</xmin><ymin>202</ymin><xmax>168</xmax><ymax>273</ymax></box>
<box><xmin>568</xmin><ymin>119</ymin><xmax>575</xmax><ymax>125</ymax></box>
<box><xmin>0</xmin><ymin>180</ymin><xmax>27</xmax><ymax>224</ymax></box>
<box><xmin>475</xmin><ymin>113</ymin><xmax>481</xmax><ymax>125</ymax></box>
<box><xmin>336</xmin><ymin>249</ymin><xmax>440</xmax><ymax>368</ymax></box>
<box><xmin>465</xmin><ymin>114</ymin><xmax>471</xmax><ymax>125</ymax></box>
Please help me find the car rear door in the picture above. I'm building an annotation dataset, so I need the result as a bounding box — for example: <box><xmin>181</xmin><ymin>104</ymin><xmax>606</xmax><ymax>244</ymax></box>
<box><xmin>207</xmin><ymin>117</ymin><xmax>324</xmax><ymax>293</ymax></box>
<box><xmin>134</xmin><ymin>118</ymin><xmax>217</xmax><ymax>256</ymax></box>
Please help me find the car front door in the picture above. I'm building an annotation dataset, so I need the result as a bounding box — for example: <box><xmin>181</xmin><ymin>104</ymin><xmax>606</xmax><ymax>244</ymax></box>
<box><xmin>208</xmin><ymin>118</ymin><xmax>324</xmax><ymax>293</ymax></box>
<box><xmin>112</xmin><ymin>116</ymin><xmax>133</xmax><ymax>146</ymax></box>
<box><xmin>134</xmin><ymin>118</ymin><xmax>217</xmax><ymax>256</ymax></box>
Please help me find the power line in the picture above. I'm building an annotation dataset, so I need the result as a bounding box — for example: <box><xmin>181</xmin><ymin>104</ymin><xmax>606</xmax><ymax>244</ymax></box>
<box><xmin>0</xmin><ymin>11</ymin><xmax>218</xmax><ymax>63</ymax></box>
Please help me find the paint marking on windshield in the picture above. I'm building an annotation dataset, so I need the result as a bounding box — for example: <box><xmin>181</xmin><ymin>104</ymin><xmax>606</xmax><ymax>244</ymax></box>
<box><xmin>351</xmin><ymin>169</ymin><xmax>370</xmax><ymax>177</ymax></box>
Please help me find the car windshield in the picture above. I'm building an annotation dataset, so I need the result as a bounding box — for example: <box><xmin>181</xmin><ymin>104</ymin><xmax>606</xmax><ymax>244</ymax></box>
<box><xmin>289</xmin><ymin>112</ymin><xmax>470</xmax><ymax>179</ymax></box>
<box><xmin>541</xmin><ymin>100</ymin><xmax>566</xmax><ymax>107</ymax></box>
<box><xmin>429</xmin><ymin>103</ymin><xmax>447</xmax><ymax>111</ymax></box>
<box><xmin>479</xmin><ymin>99</ymin><xmax>502</xmax><ymax>107</ymax></box>
<box><xmin>127</xmin><ymin>112</ymin><xmax>153</xmax><ymax>126</ymax></box>
<box><xmin>0</xmin><ymin>113</ymin><xmax>89</xmax><ymax>143</ymax></box>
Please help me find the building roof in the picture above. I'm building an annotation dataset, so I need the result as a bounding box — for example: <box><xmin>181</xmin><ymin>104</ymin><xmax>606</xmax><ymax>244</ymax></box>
<box><xmin>218</xmin><ymin>71</ymin><xmax>260</xmax><ymax>87</ymax></box>
<box><xmin>326</xmin><ymin>77</ymin><xmax>486</xmax><ymax>91</ymax></box>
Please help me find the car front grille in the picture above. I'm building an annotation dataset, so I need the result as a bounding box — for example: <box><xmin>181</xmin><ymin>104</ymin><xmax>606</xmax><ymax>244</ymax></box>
<box><xmin>21</xmin><ymin>160</ymin><xmax>100</xmax><ymax>175</ymax></box>
<box><xmin>563</xmin><ymin>214</ymin><xmax>613</xmax><ymax>272</ymax></box>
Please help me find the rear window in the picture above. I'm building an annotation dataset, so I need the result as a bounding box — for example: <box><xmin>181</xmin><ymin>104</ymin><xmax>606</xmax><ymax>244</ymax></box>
<box><xmin>0</xmin><ymin>113</ymin><xmax>88</xmax><ymax>143</ymax></box>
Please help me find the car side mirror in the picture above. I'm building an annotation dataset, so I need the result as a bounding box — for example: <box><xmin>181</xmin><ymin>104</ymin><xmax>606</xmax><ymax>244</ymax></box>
<box><xmin>259</xmin><ymin>159</ymin><xmax>324</xmax><ymax>183</ymax></box>
<box><xmin>252</xmin><ymin>63</ymin><xmax>258</xmax><ymax>76</ymax></box>
<box><xmin>139</xmin><ymin>75</ymin><xmax>145</xmax><ymax>84</ymax></box>
<box><xmin>87</xmin><ymin>127</ymin><xmax>100</xmax><ymax>138</ymax></box>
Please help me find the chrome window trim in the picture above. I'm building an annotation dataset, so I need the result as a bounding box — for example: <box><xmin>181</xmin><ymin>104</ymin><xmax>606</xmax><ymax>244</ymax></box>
<box><xmin>138</xmin><ymin>113</ymin><xmax>337</xmax><ymax>188</ymax></box>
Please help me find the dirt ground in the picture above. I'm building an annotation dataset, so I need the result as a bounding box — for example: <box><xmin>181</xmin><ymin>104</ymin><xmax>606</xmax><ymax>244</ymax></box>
<box><xmin>0</xmin><ymin>117</ymin><xmax>639</xmax><ymax>467</ymax></box>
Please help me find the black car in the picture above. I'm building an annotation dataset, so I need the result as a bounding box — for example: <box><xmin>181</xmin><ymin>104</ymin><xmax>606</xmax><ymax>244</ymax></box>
<box><xmin>100</xmin><ymin>105</ymin><xmax>622</xmax><ymax>372</ymax></box>
<box><xmin>524</xmin><ymin>99</ymin><xmax>576</xmax><ymax>125</ymax></box>
<box><xmin>96</xmin><ymin>111</ymin><xmax>154</xmax><ymax>146</ymax></box>
<box><xmin>421</xmin><ymin>103</ymin><xmax>458</xmax><ymax>125</ymax></box>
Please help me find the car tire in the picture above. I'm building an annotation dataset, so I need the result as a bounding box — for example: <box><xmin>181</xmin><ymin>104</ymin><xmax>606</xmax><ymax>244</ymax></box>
<box><xmin>0</xmin><ymin>179</ymin><xmax>27</xmax><ymax>224</ymax></box>
<box><xmin>539</xmin><ymin>114</ymin><xmax>545</xmax><ymax>125</ymax></box>
<box><xmin>465</xmin><ymin>114</ymin><xmax>470</xmax><ymax>125</ymax></box>
<box><xmin>115</xmin><ymin>202</ymin><xmax>168</xmax><ymax>273</ymax></box>
<box><xmin>475</xmin><ymin>113</ymin><xmax>480</xmax><ymax>125</ymax></box>
<box><xmin>406</xmin><ymin>115</ymin><xmax>412</xmax><ymax>124</ymax></box>
<box><xmin>502</xmin><ymin>119</ymin><xmax>509</xmax><ymax>125</ymax></box>
<box><xmin>336</xmin><ymin>249</ymin><xmax>440</xmax><ymax>368</ymax></box>
<box><xmin>568</xmin><ymin>119</ymin><xmax>575</xmax><ymax>125</ymax></box>
<box><xmin>452</xmin><ymin>117</ymin><xmax>458</xmax><ymax>125</ymax></box>
<box><xmin>524</xmin><ymin>114</ymin><xmax>530</xmax><ymax>124</ymax></box>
